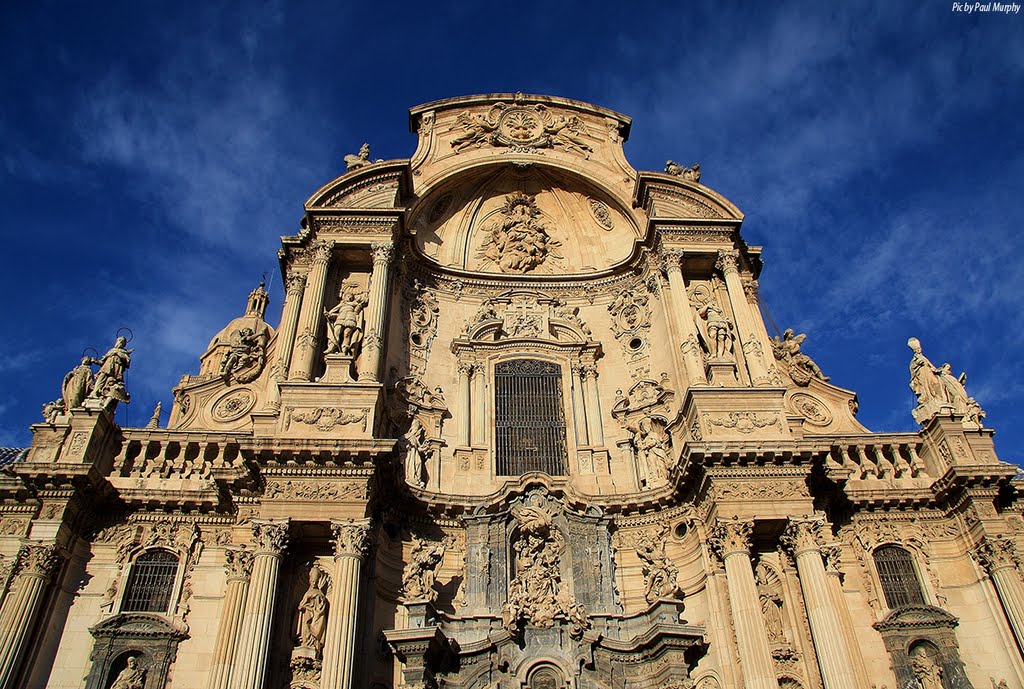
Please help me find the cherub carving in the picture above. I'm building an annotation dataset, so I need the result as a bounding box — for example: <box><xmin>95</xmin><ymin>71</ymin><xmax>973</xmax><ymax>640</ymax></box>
<box><xmin>665</xmin><ymin>161</ymin><xmax>701</xmax><ymax>182</ymax></box>
<box><xmin>344</xmin><ymin>143</ymin><xmax>379</xmax><ymax>171</ymax></box>
<box><xmin>450</xmin><ymin>110</ymin><xmax>499</xmax><ymax>151</ymax></box>
<box><xmin>772</xmin><ymin>328</ymin><xmax>828</xmax><ymax>385</ymax></box>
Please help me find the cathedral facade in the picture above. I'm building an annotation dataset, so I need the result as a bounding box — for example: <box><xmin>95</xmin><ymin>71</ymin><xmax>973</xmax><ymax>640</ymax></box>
<box><xmin>1</xmin><ymin>94</ymin><xmax>1022</xmax><ymax>689</ymax></box>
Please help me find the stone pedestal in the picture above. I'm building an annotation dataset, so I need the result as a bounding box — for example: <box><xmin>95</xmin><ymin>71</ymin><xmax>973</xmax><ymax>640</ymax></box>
<box><xmin>707</xmin><ymin>360</ymin><xmax>739</xmax><ymax>387</ymax></box>
<box><xmin>320</xmin><ymin>355</ymin><xmax>355</xmax><ymax>384</ymax></box>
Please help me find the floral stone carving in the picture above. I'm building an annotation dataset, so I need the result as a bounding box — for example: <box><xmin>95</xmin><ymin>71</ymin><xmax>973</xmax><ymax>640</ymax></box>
<box><xmin>450</xmin><ymin>101</ymin><xmax>592</xmax><ymax>156</ymax></box>
<box><xmin>477</xmin><ymin>193</ymin><xmax>562</xmax><ymax>274</ymax></box>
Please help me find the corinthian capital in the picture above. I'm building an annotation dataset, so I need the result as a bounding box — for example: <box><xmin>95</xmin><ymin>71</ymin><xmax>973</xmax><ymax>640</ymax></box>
<box><xmin>658</xmin><ymin>248</ymin><xmax>685</xmax><ymax>273</ymax></box>
<box><xmin>312</xmin><ymin>240</ymin><xmax>336</xmax><ymax>266</ymax></box>
<box><xmin>16</xmin><ymin>543</ymin><xmax>61</xmax><ymax>579</ymax></box>
<box><xmin>974</xmin><ymin>535</ymin><xmax>1022</xmax><ymax>573</ymax></box>
<box><xmin>715</xmin><ymin>249</ymin><xmax>740</xmax><ymax>277</ymax></box>
<box><xmin>709</xmin><ymin>518</ymin><xmax>753</xmax><ymax>562</ymax></box>
<box><xmin>286</xmin><ymin>272</ymin><xmax>308</xmax><ymax>296</ymax></box>
<box><xmin>331</xmin><ymin>518</ymin><xmax>371</xmax><ymax>558</ymax></box>
<box><xmin>224</xmin><ymin>546</ymin><xmax>254</xmax><ymax>580</ymax></box>
<box><xmin>370</xmin><ymin>242</ymin><xmax>395</xmax><ymax>265</ymax></box>
<box><xmin>782</xmin><ymin>517</ymin><xmax>826</xmax><ymax>557</ymax></box>
<box><xmin>250</xmin><ymin>520</ymin><xmax>289</xmax><ymax>554</ymax></box>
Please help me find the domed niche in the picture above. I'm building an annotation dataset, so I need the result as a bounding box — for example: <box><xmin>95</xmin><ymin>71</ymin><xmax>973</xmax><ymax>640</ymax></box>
<box><xmin>409</xmin><ymin>164</ymin><xmax>641</xmax><ymax>276</ymax></box>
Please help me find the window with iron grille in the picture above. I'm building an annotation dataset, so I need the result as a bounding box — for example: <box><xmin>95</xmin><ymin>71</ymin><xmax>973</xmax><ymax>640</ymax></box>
<box><xmin>874</xmin><ymin>545</ymin><xmax>926</xmax><ymax>609</ymax></box>
<box><xmin>121</xmin><ymin>549</ymin><xmax>179</xmax><ymax>613</ymax></box>
<box><xmin>495</xmin><ymin>359</ymin><xmax>568</xmax><ymax>476</ymax></box>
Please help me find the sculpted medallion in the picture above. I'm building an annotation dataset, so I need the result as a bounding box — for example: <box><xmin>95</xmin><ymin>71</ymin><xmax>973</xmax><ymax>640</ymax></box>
<box><xmin>450</xmin><ymin>101</ymin><xmax>592</xmax><ymax>156</ymax></box>
<box><xmin>477</xmin><ymin>193</ymin><xmax>562</xmax><ymax>274</ymax></box>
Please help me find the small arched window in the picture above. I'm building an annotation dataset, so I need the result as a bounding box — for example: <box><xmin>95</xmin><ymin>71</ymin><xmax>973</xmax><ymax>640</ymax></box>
<box><xmin>873</xmin><ymin>545</ymin><xmax>925</xmax><ymax>609</ymax></box>
<box><xmin>122</xmin><ymin>549</ymin><xmax>179</xmax><ymax>613</ymax></box>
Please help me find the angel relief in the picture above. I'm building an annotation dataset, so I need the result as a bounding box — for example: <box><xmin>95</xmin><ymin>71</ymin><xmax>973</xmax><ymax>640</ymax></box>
<box><xmin>478</xmin><ymin>193</ymin><xmax>562</xmax><ymax>274</ymax></box>
<box><xmin>449</xmin><ymin>101</ymin><xmax>592</xmax><ymax>156</ymax></box>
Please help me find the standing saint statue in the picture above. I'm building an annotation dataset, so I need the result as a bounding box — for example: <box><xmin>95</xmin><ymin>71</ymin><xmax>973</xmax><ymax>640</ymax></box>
<box><xmin>403</xmin><ymin>417</ymin><xmax>428</xmax><ymax>488</ymax></box>
<box><xmin>62</xmin><ymin>356</ymin><xmax>97</xmax><ymax>411</ymax></box>
<box><xmin>697</xmin><ymin>301</ymin><xmax>733</xmax><ymax>360</ymax></box>
<box><xmin>629</xmin><ymin>417</ymin><xmax>671</xmax><ymax>485</ymax></box>
<box><xmin>908</xmin><ymin>338</ymin><xmax>986</xmax><ymax>427</ymax></box>
<box><xmin>295</xmin><ymin>565</ymin><xmax>329</xmax><ymax>655</ymax></box>
<box><xmin>109</xmin><ymin>657</ymin><xmax>146</xmax><ymax>689</ymax></box>
<box><xmin>911</xmin><ymin>648</ymin><xmax>944</xmax><ymax>689</ymax></box>
<box><xmin>324</xmin><ymin>283</ymin><xmax>368</xmax><ymax>357</ymax></box>
<box><xmin>90</xmin><ymin>336</ymin><xmax>133</xmax><ymax>404</ymax></box>
<box><xmin>907</xmin><ymin>338</ymin><xmax>944</xmax><ymax>411</ymax></box>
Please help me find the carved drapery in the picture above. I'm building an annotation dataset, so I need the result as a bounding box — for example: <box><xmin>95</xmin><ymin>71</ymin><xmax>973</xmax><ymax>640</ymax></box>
<box><xmin>320</xmin><ymin>519</ymin><xmax>371</xmax><ymax>689</ymax></box>
<box><xmin>0</xmin><ymin>543</ymin><xmax>61</xmax><ymax>689</ymax></box>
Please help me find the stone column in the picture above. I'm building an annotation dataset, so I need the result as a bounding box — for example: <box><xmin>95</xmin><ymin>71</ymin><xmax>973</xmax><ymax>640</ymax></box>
<box><xmin>716</xmin><ymin>249</ymin><xmax>772</xmax><ymax>386</ymax></box>
<box><xmin>207</xmin><ymin>548</ymin><xmax>253</xmax><ymax>689</ymax></box>
<box><xmin>571</xmin><ymin>363</ymin><xmax>590</xmax><ymax>446</ymax></box>
<box><xmin>471</xmin><ymin>364</ymin><xmax>486</xmax><ymax>447</ymax></box>
<box><xmin>822</xmin><ymin>544</ymin><xmax>870</xmax><ymax>688</ymax></box>
<box><xmin>581</xmin><ymin>364</ymin><xmax>604</xmax><ymax>446</ymax></box>
<box><xmin>457</xmin><ymin>363</ymin><xmax>472</xmax><ymax>447</ymax></box>
<box><xmin>783</xmin><ymin>518</ymin><xmax>857</xmax><ymax>689</ymax></box>
<box><xmin>0</xmin><ymin>543</ymin><xmax>61</xmax><ymax>689</ymax></box>
<box><xmin>662</xmin><ymin>249</ymin><xmax>708</xmax><ymax>385</ymax></box>
<box><xmin>975</xmin><ymin>536</ymin><xmax>1024</xmax><ymax>654</ymax></box>
<box><xmin>290</xmin><ymin>241</ymin><xmax>334</xmax><ymax>381</ymax></box>
<box><xmin>358</xmin><ymin>242</ymin><xmax>394</xmax><ymax>382</ymax></box>
<box><xmin>709</xmin><ymin>520</ymin><xmax>776</xmax><ymax>689</ymax></box>
<box><xmin>741</xmin><ymin>279</ymin><xmax>782</xmax><ymax>385</ymax></box>
<box><xmin>231</xmin><ymin>521</ymin><xmax>289</xmax><ymax>689</ymax></box>
<box><xmin>320</xmin><ymin>519</ymin><xmax>371</xmax><ymax>689</ymax></box>
<box><xmin>267</xmin><ymin>273</ymin><xmax>307</xmax><ymax>406</ymax></box>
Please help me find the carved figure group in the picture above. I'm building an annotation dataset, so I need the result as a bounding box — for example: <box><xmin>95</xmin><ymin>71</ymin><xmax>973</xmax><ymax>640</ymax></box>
<box><xmin>109</xmin><ymin>657</ymin><xmax>145</xmax><ymax>689</ymax></box>
<box><xmin>910</xmin><ymin>648</ymin><xmax>943</xmax><ymax>689</ymax></box>
<box><xmin>402</xmin><ymin>418</ymin><xmax>428</xmax><ymax>488</ymax></box>
<box><xmin>698</xmin><ymin>301</ymin><xmax>734</xmax><ymax>360</ymax></box>
<box><xmin>57</xmin><ymin>335</ymin><xmax>133</xmax><ymax>414</ymax></box>
<box><xmin>665</xmin><ymin>161</ymin><xmax>701</xmax><ymax>183</ymax></box>
<box><xmin>629</xmin><ymin>417</ymin><xmax>672</xmax><ymax>486</ymax></box>
<box><xmin>907</xmin><ymin>338</ymin><xmax>986</xmax><ymax>427</ymax></box>
<box><xmin>633</xmin><ymin>527</ymin><xmax>681</xmax><ymax>603</ymax></box>
<box><xmin>771</xmin><ymin>329</ymin><xmax>828</xmax><ymax>386</ymax></box>
<box><xmin>479</xmin><ymin>193</ymin><xmax>561</xmax><ymax>274</ymax></box>
<box><xmin>219</xmin><ymin>326</ymin><xmax>266</xmax><ymax>382</ymax></box>
<box><xmin>401</xmin><ymin>536</ymin><xmax>447</xmax><ymax>602</ymax></box>
<box><xmin>295</xmin><ymin>565</ymin><xmax>329</xmax><ymax>655</ymax></box>
<box><xmin>450</xmin><ymin>110</ymin><xmax>499</xmax><ymax>151</ymax></box>
<box><xmin>324</xmin><ymin>283</ymin><xmax>368</xmax><ymax>356</ymax></box>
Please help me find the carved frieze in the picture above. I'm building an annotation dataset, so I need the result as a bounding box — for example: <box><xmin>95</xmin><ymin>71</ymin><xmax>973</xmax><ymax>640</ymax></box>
<box><xmin>284</xmin><ymin>407</ymin><xmax>368</xmax><ymax>432</ymax></box>
<box><xmin>449</xmin><ymin>101</ymin><xmax>593</xmax><ymax>157</ymax></box>
<box><xmin>704</xmin><ymin>411</ymin><xmax>781</xmax><ymax>435</ymax></box>
<box><xmin>265</xmin><ymin>480</ymin><xmax>367</xmax><ymax>501</ymax></box>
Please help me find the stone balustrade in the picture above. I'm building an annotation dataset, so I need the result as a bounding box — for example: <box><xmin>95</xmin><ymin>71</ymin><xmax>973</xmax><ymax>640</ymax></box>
<box><xmin>827</xmin><ymin>438</ymin><xmax>926</xmax><ymax>479</ymax></box>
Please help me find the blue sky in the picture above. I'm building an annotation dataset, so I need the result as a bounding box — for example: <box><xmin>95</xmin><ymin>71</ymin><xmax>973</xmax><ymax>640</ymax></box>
<box><xmin>1</xmin><ymin>1</ymin><xmax>1022</xmax><ymax>464</ymax></box>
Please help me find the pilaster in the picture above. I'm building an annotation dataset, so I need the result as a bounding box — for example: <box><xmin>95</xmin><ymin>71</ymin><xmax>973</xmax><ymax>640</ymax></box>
<box><xmin>358</xmin><ymin>242</ymin><xmax>394</xmax><ymax>382</ymax></box>
<box><xmin>320</xmin><ymin>519</ymin><xmax>370</xmax><ymax>689</ymax></box>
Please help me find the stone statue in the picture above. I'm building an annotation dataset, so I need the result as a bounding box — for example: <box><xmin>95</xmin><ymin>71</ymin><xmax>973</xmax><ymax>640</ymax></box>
<box><xmin>42</xmin><ymin>399</ymin><xmax>65</xmax><ymax>424</ymax></box>
<box><xmin>90</xmin><ymin>336</ymin><xmax>133</xmax><ymax>406</ymax></box>
<box><xmin>665</xmin><ymin>161</ymin><xmax>701</xmax><ymax>182</ymax></box>
<box><xmin>146</xmin><ymin>402</ymin><xmax>162</xmax><ymax>429</ymax></box>
<box><xmin>629</xmin><ymin>417</ymin><xmax>672</xmax><ymax>485</ymax></box>
<box><xmin>633</xmin><ymin>527</ymin><xmax>681</xmax><ymax>603</ymax></box>
<box><xmin>109</xmin><ymin>657</ymin><xmax>146</xmax><ymax>689</ymax></box>
<box><xmin>771</xmin><ymin>329</ymin><xmax>828</xmax><ymax>385</ymax></box>
<box><xmin>698</xmin><ymin>301</ymin><xmax>734</xmax><ymax>360</ymax></box>
<box><xmin>911</xmin><ymin>649</ymin><xmax>943</xmax><ymax>689</ymax></box>
<box><xmin>403</xmin><ymin>418</ymin><xmax>427</xmax><ymax>488</ymax></box>
<box><xmin>401</xmin><ymin>536</ymin><xmax>447</xmax><ymax>602</ymax></box>
<box><xmin>344</xmin><ymin>143</ymin><xmax>373</xmax><ymax>171</ymax></box>
<box><xmin>451</xmin><ymin>110</ymin><xmax>499</xmax><ymax>151</ymax></box>
<box><xmin>295</xmin><ymin>565</ymin><xmax>329</xmax><ymax>655</ymax></box>
<box><xmin>220</xmin><ymin>327</ymin><xmax>265</xmax><ymax>381</ymax></box>
<box><xmin>479</xmin><ymin>193</ymin><xmax>562</xmax><ymax>274</ymax></box>
<box><xmin>907</xmin><ymin>338</ymin><xmax>986</xmax><ymax>427</ymax></box>
<box><xmin>755</xmin><ymin>570</ymin><xmax>785</xmax><ymax>642</ymax></box>
<box><xmin>62</xmin><ymin>356</ymin><xmax>97</xmax><ymax>411</ymax></box>
<box><xmin>324</xmin><ymin>283</ymin><xmax>368</xmax><ymax>357</ymax></box>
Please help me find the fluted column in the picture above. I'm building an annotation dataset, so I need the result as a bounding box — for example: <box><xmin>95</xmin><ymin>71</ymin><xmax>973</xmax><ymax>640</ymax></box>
<box><xmin>662</xmin><ymin>249</ymin><xmax>708</xmax><ymax>385</ymax></box>
<box><xmin>320</xmin><ymin>520</ymin><xmax>371</xmax><ymax>689</ymax></box>
<box><xmin>0</xmin><ymin>543</ymin><xmax>61</xmax><ymax>689</ymax></box>
<box><xmin>231</xmin><ymin>520</ymin><xmax>289</xmax><ymax>689</ymax></box>
<box><xmin>822</xmin><ymin>544</ymin><xmax>869</xmax><ymax>688</ymax></box>
<box><xmin>358</xmin><ymin>242</ymin><xmax>394</xmax><ymax>382</ymax></box>
<box><xmin>581</xmin><ymin>364</ymin><xmax>604</xmax><ymax>446</ymax></box>
<box><xmin>571</xmin><ymin>363</ymin><xmax>590</xmax><ymax>445</ymax></box>
<box><xmin>208</xmin><ymin>548</ymin><xmax>253</xmax><ymax>689</ymax></box>
<box><xmin>471</xmin><ymin>364</ymin><xmax>486</xmax><ymax>447</ymax></box>
<box><xmin>458</xmin><ymin>363</ymin><xmax>472</xmax><ymax>447</ymax></box>
<box><xmin>709</xmin><ymin>520</ymin><xmax>776</xmax><ymax>689</ymax></box>
<box><xmin>268</xmin><ymin>273</ymin><xmax>307</xmax><ymax>406</ymax></box>
<box><xmin>716</xmin><ymin>249</ymin><xmax>772</xmax><ymax>386</ymax></box>
<box><xmin>975</xmin><ymin>536</ymin><xmax>1024</xmax><ymax>655</ymax></box>
<box><xmin>783</xmin><ymin>518</ymin><xmax>857</xmax><ymax>689</ymax></box>
<box><xmin>290</xmin><ymin>241</ymin><xmax>334</xmax><ymax>381</ymax></box>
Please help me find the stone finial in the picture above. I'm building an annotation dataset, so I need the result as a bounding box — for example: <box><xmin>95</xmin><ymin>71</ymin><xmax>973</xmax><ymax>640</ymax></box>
<box><xmin>665</xmin><ymin>161</ymin><xmax>701</xmax><ymax>182</ymax></box>
<box><xmin>146</xmin><ymin>402</ymin><xmax>162</xmax><ymax>429</ymax></box>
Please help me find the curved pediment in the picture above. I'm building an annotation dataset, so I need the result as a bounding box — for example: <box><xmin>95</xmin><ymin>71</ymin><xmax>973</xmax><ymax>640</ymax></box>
<box><xmin>635</xmin><ymin>172</ymin><xmax>744</xmax><ymax>221</ymax></box>
<box><xmin>304</xmin><ymin>161</ymin><xmax>411</xmax><ymax>209</ymax></box>
<box><xmin>408</xmin><ymin>164</ymin><xmax>643</xmax><ymax>276</ymax></box>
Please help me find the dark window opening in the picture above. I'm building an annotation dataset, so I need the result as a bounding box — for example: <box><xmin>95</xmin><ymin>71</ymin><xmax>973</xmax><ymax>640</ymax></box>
<box><xmin>495</xmin><ymin>359</ymin><xmax>568</xmax><ymax>476</ymax></box>
<box><xmin>874</xmin><ymin>545</ymin><xmax>926</xmax><ymax>609</ymax></box>
<box><xmin>122</xmin><ymin>549</ymin><xmax>179</xmax><ymax>613</ymax></box>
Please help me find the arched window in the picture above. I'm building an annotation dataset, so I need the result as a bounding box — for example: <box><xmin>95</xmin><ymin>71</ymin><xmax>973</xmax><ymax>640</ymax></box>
<box><xmin>495</xmin><ymin>359</ymin><xmax>567</xmax><ymax>476</ymax></box>
<box><xmin>873</xmin><ymin>545</ymin><xmax>925</xmax><ymax>609</ymax></box>
<box><xmin>122</xmin><ymin>549</ymin><xmax>179</xmax><ymax>613</ymax></box>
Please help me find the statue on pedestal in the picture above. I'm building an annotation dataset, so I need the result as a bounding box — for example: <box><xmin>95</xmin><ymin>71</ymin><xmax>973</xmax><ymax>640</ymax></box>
<box><xmin>402</xmin><ymin>418</ymin><xmax>428</xmax><ymax>488</ymax></box>
<box><xmin>295</xmin><ymin>565</ymin><xmax>329</xmax><ymax>656</ymax></box>
<box><xmin>89</xmin><ymin>336</ymin><xmax>133</xmax><ymax>409</ymax></box>
<box><xmin>324</xmin><ymin>283</ymin><xmax>368</xmax><ymax>357</ymax></box>
<box><xmin>698</xmin><ymin>301</ymin><xmax>733</xmax><ymax>360</ymax></box>
<box><xmin>908</xmin><ymin>338</ymin><xmax>986</xmax><ymax>427</ymax></box>
<box><xmin>629</xmin><ymin>417</ymin><xmax>672</xmax><ymax>485</ymax></box>
<box><xmin>62</xmin><ymin>356</ymin><xmax>97</xmax><ymax>411</ymax></box>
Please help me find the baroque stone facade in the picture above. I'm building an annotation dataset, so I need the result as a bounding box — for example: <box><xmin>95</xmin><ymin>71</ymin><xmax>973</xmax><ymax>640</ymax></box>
<box><xmin>1</xmin><ymin>93</ymin><xmax>1022</xmax><ymax>689</ymax></box>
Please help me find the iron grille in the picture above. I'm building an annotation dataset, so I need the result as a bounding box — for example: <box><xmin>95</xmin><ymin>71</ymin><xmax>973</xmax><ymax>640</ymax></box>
<box><xmin>495</xmin><ymin>359</ymin><xmax>568</xmax><ymax>476</ymax></box>
<box><xmin>122</xmin><ymin>550</ymin><xmax>179</xmax><ymax>613</ymax></box>
<box><xmin>874</xmin><ymin>545</ymin><xmax>925</xmax><ymax>609</ymax></box>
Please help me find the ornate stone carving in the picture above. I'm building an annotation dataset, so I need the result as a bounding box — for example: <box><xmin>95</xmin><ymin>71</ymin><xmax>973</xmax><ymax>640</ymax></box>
<box><xmin>973</xmin><ymin>536</ymin><xmax>1022</xmax><ymax>573</ymax></box>
<box><xmin>295</xmin><ymin>564</ymin><xmax>329</xmax><ymax>656</ymax></box>
<box><xmin>611</xmin><ymin>374</ymin><xmax>675</xmax><ymax>419</ymax></box>
<box><xmin>697</xmin><ymin>300</ymin><xmax>734</xmax><ymax>360</ymax></box>
<box><xmin>285</xmin><ymin>407</ymin><xmax>368</xmax><ymax>432</ymax></box>
<box><xmin>755</xmin><ymin>563</ymin><xmax>786</xmax><ymax>643</ymax></box>
<box><xmin>503</xmin><ymin>502</ymin><xmax>589</xmax><ymax>639</ymax></box>
<box><xmin>265</xmin><ymin>480</ymin><xmax>367</xmax><ymax>501</ymax></box>
<box><xmin>62</xmin><ymin>356</ymin><xmax>97</xmax><ymax>411</ymax></box>
<box><xmin>450</xmin><ymin>103</ymin><xmax>592</xmax><ymax>156</ymax></box>
<box><xmin>705</xmin><ymin>411</ymin><xmax>779</xmax><ymax>434</ymax></box>
<box><xmin>332</xmin><ymin>519</ymin><xmax>370</xmax><ymax>557</ymax></box>
<box><xmin>402</xmin><ymin>418</ymin><xmax>428</xmax><ymax>488</ymax></box>
<box><xmin>325</xmin><ymin>281</ymin><xmax>368</xmax><ymax>356</ymax></box>
<box><xmin>224</xmin><ymin>547</ymin><xmax>253</xmax><ymax>580</ymax></box>
<box><xmin>608</xmin><ymin>284</ymin><xmax>652</xmax><ymax>342</ymax></box>
<box><xmin>146</xmin><ymin>402</ymin><xmax>162</xmax><ymax>428</ymax></box>
<box><xmin>251</xmin><ymin>520</ymin><xmax>289</xmax><ymax>554</ymax></box>
<box><xmin>788</xmin><ymin>392</ymin><xmax>832</xmax><ymax>425</ymax></box>
<box><xmin>88</xmin><ymin>335</ymin><xmax>133</xmax><ymax>409</ymax></box>
<box><xmin>588</xmin><ymin>198</ymin><xmax>614</xmax><ymax>230</ymax></box>
<box><xmin>344</xmin><ymin>143</ymin><xmax>381</xmax><ymax>171</ymax></box>
<box><xmin>15</xmin><ymin>543</ymin><xmax>61</xmax><ymax>578</ymax></box>
<box><xmin>108</xmin><ymin>657</ymin><xmax>146</xmax><ymax>689</ymax></box>
<box><xmin>911</xmin><ymin>645</ymin><xmax>944</xmax><ymax>689</ymax></box>
<box><xmin>219</xmin><ymin>327</ymin><xmax>267</xmax><ymax>383</ymax></box>
<box><xmin>407</xmin><ymin>282</ymin><xmax>440</xmax><ymax>368</ymax></box>
<box><xmin>628</xmin><ymin>416</ymin><xmax>672</xmax><ymax>487</ymax></box>
<box><xmin>42</xmin><ymin>398</ymin><xmax>65</xmax><ymax>423</ymax></box>
<box><xmin>714</xmin><ymin>249</ymin><xmax>739</xmax><ymax>276</ymax></box>
<box><xmin>907</xmin><ymin>337</ymin><xmax>986</xmax><ymax>428</ymax></box>
<box><xmin>632</xmin><ymin>525</ymin><xmax>682</xmax><ymax>603</ymax></box>
<box><xmin>709</xmin><ymin>519</ymin><xmax>753</xmax><ymax>562</ymax></box>
<box><xmin>665</xmin><ymin>161</ymin><xmax>701</xmax><ymax>182</ymax></box>
<box><xmin>211</xmin><ymin>388</ymin><xmax>256</xmax><ymax>422</ymax></box>
<box><xmin>781</xmin><ymin>518</ymin><xmax>825</xmax><ymax>556</ymax></box>
<box><xmin>478</xmin><ymin>193</ymin><xmax>562</xmax><ymax>273</ymax></box>
<box><xmin>771</xmin><ymin>329</ymin><xmax>828</xmax><ymax>386</ymax></box>
<box><xmin>393</xmin><ymin>376</ymin><xmax>447</xmax><ymax>415</ymax></box>
<box><xmin>401</xmin><ymin>536</ymin><xmax>448</xmax><ymax>602</ymax></box>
